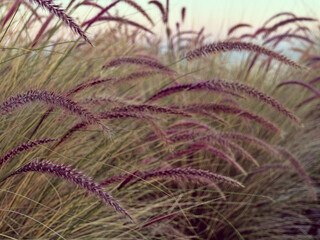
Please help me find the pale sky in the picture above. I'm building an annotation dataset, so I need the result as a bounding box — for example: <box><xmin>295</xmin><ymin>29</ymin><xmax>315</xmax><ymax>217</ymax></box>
<box><xmin>70</xmin><ymin>0</ymin><xmax>320</xmax><ymax>39</ymax></box>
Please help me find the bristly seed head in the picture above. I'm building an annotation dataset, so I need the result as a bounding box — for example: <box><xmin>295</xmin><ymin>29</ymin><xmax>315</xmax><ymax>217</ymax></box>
<box><xmin>0</xmin><ymin>139</ymin><xmax>57</xmax><ymax>167</ymax></box>
<box><xmin>28</xmin><ymin>0</ymin><xmax>92</xmax><ymax>45</ymax></box>
<box><xmin>2</xmin><ymin>160</ymin><xmax>132</xmax><ymax>220</ymax></box>
<box><xmin>185</xmin><ymin>41</ymin><xmax>305</xmax><ymax>69</ymax></box>
<box><xmin>0</xmin><ymin>89</ymin><xmax>113</xmax><ymax>136</ymax></box>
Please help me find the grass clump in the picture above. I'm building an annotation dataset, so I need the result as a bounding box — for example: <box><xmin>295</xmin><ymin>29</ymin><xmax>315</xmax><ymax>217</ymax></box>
<box><xmin>0</xmin><ymin>1</ymin><xmax>319</xmax><ymax>239</ymax></box>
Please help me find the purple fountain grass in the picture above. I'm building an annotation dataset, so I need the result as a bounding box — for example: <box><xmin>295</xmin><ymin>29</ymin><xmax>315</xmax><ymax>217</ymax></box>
<box><xmin>248</xmin><ymin>164</ymin><xmax>292</xmax><ymax>176</ymax></box>
<box><xmin>207</xmin><ymin>79</ymin><xmax>301</xmax><ymax>125</ymax></box>
<box><xmin>158</xmin><ymin>129</ymin><xmax>195</xmax><ymax>143</ymax></box>
<box><xmin>146</xmin><ymin>80</ymin><xmax>245</xmax><ymax>102</ymax></box>
<box><xmin>53</xmin><ymin>111</ymin><xmax>160</xmax><ymax>150</ymax></box>
<box><xmin>98</xmin><ymin>111</ymin><xmax>158</xmax><ymax>120</ymax></box>
<box><xmin>263</xmin><ymin>17</ymin><xmax>317</xmax><ymax>37</ymax></box>
<box><xmin>52</xmin><ymin>121</ymin><xmax>88</xmax><ymax>150</ymax></box>
<box><xmin>0</xmin><ymin>89</ymin><xmax>112</xmax><ymax>136</ymax></box>
<box><xmin>142</xmin><ymin>213</ymin><xmax>179</xmax><ymax>228</ymax></box>
<box><xmin>101</xmin><ymin>167</ymin><xmax>244</xmax><ymax>190</ymax></box>
<box><xmin>1</xmin><ymin>160</ymin><xmax>132</xmax><ymax>219</ymax></box>
<box><xmin>116</xmin><ymin>170</ymin><xmax>144</xmax><ymax>190</ymax></box>
<box><xmin>196</xmin><ymin>110</ymin><xmax>234</xmax><ymax>125</ymax></box>
<box><xmin>121</xmin><ymin>0</ymin><xmax>154</xmax><ymax>25</ymax></box>
<box><xmin>0</xmin><ymin>139</ymin><xmax>56</xmax><ymax>167</ymax></box>
<box><xmin>81</xmin><ymin>0</ymin><xmax>153</xmax><ymax>32</ymax></box>
<box><xmin>263</xmin><ymin>34</ymin><xmax>314</xmax><ymax>46</ymax></box>
<box><xmin>146</xmin><ymin>120</ymin><xmax>172</xmax><ymax>147</ymax></box>
<box><xmin>99</xmin><ymin>111</ymin><xmax>167</xmax><ymax>146</ymax></box>
<box><xmin>170</xmin><ymin>30</ymin><xmax>197</xmax><ymax>43</ymax></box>
<box><xmin>295</xmin><ymin>96</ymin><xmax>318</xmax><ymax>109</ymax></box>
<box><xmin>135</xmin><ymin>54</ymin><xmax>163</xmax><ymax>62</ymax></box>
<box><xmin>167</xmin><ymin>128</ymin><xmax>209</xmax><ymax>142</ymax></box>
<box><xmin>66</xmin><ymin>77</ymin><xmax>114</xmax><ymax>97</ymax></box>
<box><xmin>31</xmin><ymin>14</ymin><xmax>54</xmax><ymax>47</ymax></box>
<box><xmin>29</xmin><ymin>107</ymin><xmax>54</xmax><ymax>138</ymax></box>
<box><xmin>73</xmin><ymin>1</ymin><xmax>104</xmax><ymax>11</ymax></box>
<box><xmin>129</xmin><ymin>167</ymin><xmax>245</xmax><ymax>188</ymax></box>
<box><xmin>276</xmin><ymin>147</ymin><xmax>317</xmax><ymax>201</ymax></box>
<box><xmin>306</xmin><ymin>55</ymin><xmax>320</xmax><ymax>66</ymax></box>
<box><xmin>168</xmin><ymin>121</ymin><xmax>212</xmax><ymax>131</ymax></box>
<box><xmin>246</xmin><ymin>53</ymin><xmax>260</xmax><ymax>77</ymax></box>
<box><xmin>219</xmin><ymin>97</ymin><xmax>241</xmax><ymax>106</ymax></box>
<box><xmin>114</xmin><ymin>70</ymin><xmax>161</xmax><ymax>85</ymax></box>
<box><xmin>102</xmin><ymin>57</ymin><xmax>176</xmax><ymax>74</ymax></box>
<box><xmin>218</xmin><ymin>132</ymin><xmax>280</xmax><ymax>156</ymax></box>
<box><xmin>165</xmin><ymin>147</ymin><xmax>202</xmax><ymax>160</ymax></box>
<box><xmin>237</xmin><ymin>33</ymin><xmax>255</xmax><ymax>40</ymax></box>
<box><xmin>210</xmin><ymin>104</ymin><xmax>278</xmax><ymax>132</ymax></box>
<box><xmin>109</xmin><ymin>104</ymin><xmax>191</xmax><ymax>117</ymax></box>
<box><xmin>292</xmin><ymin>26</ymin><xmax>311</xmax><ymax>35</ymax></box>
<box><xmin>290</xmin><ymin>46</ymin><xmax>310</xmax><ymax>58</ymax></box>
<box><xmin>100</xmin><ymin>172</ymin><xmax>132</xmax><ymax>187</ymax></box>
<box><xmin>168</xmin><ymin>130</ymin><xmax>259</xmax><ymax>167</ymax></box>
<box><xmin>197</xmin><ymin>134</ymin><xmax>260</xmax><ymax>167</ymax></box>
<box><xmin>28</xmin><ymin>0</ymin><xmax>91</xmax><ymax>45</ymax></box>
<box><xmin>260</xmin><ymin>56</ymin><xmax>273</xmax><ymax>73</ymax></box>
<box><xmin>185</xmin><ymin>41</ymin><xmax>305</xmax><ymax>69</ymax></box>
<box><xmin>188</xmin><ymin>142</ymin><xmax>247</xmax><ymax>175</ymax></box>
<box><xmin>173</xmin><ymin>103</ymin><xmax>281</xmax><ymax>134</ymax></box>
<box><xmin>167</xmin><ymin>141</ymin><xmax>245</xmax><ymax>174</ymax></box>
<box><xmin>309</xmin><ymin>75</ymin><xmax>320</xmax><ymax>84</ymax></box>
<box><xmin>194</xmin><ymin>27</ymin><xmax>205</xmax><ymax>46</ymax></box>
<box><xmin>83</xmin><ymin>16</ymin><xmax>154</xmax><ymax>34</ymax></box>
<box><xmin>80</xmin><ymin>0</ymin><xmax>121</xmax><ymax>28</ymax></box>
<box><xmin>268</xmin><ymin>29</ymin><xmax>293</xmax><ymax>47</ymax></box>
<box><xmin>79</xmin><ymin>97</ymin><xmax>128</xmax><ymax>107</ymax></box>
<box><xmin>277</xmin><ymin>80</ymin><xmax>320</xmax><ymax>99</ymax></box>
<box><xmin>191</xmin><ymin>177</ymin><xmax>227</xmax><ymax>200</ymax></box>
<box><xmin>251</xmin><ymin>27</ymin><xmax>268</xmax><ymax>38</ymax></box>
<box><xmin>262</xmin><ymin>12</ymin><xmax>296</xmax><ymax>27</ymax></box>
<box><xmin>144</xmin><ymin>129</ymin><xmax>180</xmax><ymax>142</ymax></box>
<box><xmin>307</xmin><ymin>62</ymin><xmax>320</xmax><ymax>73</ymax></box>
<box><xmin>1</xmin><ymin>0</ymin><xmax>21</xmax><ymax>28</ymax></box>
<box><xmin>100</xmin><ymin>169</ymin><xmax>228</xmax><ymax>201</ymax></box>
<box><xmin>227</xmin><ymin>23</ymin><xmax>252</xmax><ymax>36</ymax></box>
<box><xmin>164</xmin><ymin>0</ymin><xmax>169</xmax><ymax>23</ymax></box>
<box><xmin>149</xmin><ymin>1</ymin><xmax>166</xmax><ymax>23</ymax></box>
<box><xmin>181</xmin><ymin>7</ymin><xmax>186</xmax><ymax>23</ymax></box>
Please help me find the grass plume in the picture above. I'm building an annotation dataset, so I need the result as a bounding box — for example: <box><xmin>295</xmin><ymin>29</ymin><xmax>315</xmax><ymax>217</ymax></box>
<box><xmin>0</xmin><ymin>139</ymin><xmax>56</xmax><ymax>167</ymax></box>
<box><xmin>102</xmin><ymin>57</ymin><xmax>176</xmax><ymax>74</ymax></box>
<box><xmin>129</xmin><ymin>167</ymin><xmax>245</xmax><ymax>188</ymax></box>
<box><xmin>28</xmin><ymin>0</ymin><xmax>91</xmax><ymax>45</ymax></box>
<box><xmin>0</xmin><ymin>90</ymin><xmax>112</xmax><ymax>136</ymax></box>
<box><xmin>1</xmin><ymin>160</ymin><xmax>132</xmax><ymax>219</ymax></box>
<box><xmin>186</xmin><ymin>41</ymin><xmax>305</xmax><ymax>69</ymax></box>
